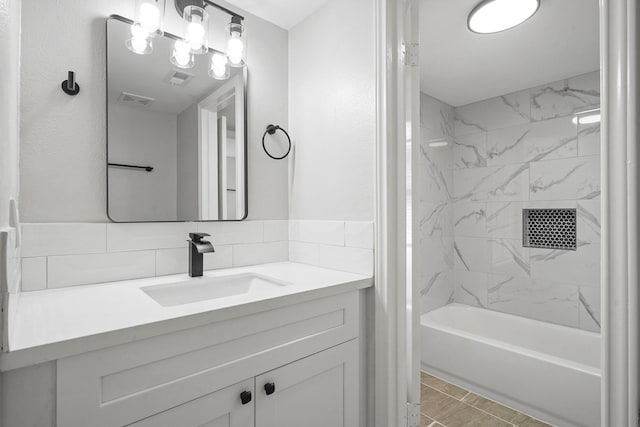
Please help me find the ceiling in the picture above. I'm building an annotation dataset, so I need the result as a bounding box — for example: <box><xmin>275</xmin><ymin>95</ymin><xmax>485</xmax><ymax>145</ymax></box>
<box><xmin>420</xmin><ymin>0</ymin><xmax>600</xmax><ymax>106</ymax></box>
<box><xmin>224</xmin><ymin>0</ymin><xmax>330</xmax><ymax>30</ymax></box>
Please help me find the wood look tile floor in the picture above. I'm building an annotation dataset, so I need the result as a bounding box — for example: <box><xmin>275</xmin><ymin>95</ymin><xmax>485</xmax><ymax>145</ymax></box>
<box><xmin>420</xmin><ymin>372</ymin><xmax>554</xmax><ymax>427</ymax></box>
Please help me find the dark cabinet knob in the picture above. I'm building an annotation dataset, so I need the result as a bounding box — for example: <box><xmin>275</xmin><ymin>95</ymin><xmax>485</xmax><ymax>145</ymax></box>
<box><xmin>240</xmin><ymin>391</ymin><xmax>252</xmax><ymax>405</ymax></box>
<box><xmin>264</xmin><ymin>382</ymin><xmax>276</xmax><ymax>396</ymax></box>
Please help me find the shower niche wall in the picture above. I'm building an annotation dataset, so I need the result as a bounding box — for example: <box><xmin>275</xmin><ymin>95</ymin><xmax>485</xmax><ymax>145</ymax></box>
<box><xmin>419</xmin><ymin>70</ymin><xmax>601</xmax><ymax>332</ymax></box>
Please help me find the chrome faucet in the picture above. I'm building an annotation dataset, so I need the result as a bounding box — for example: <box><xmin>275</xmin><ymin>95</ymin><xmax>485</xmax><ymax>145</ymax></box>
<box><xmin>188</xmin><ymin>233</ymin><xmax>215</xmax><ymax>277</ymax></box>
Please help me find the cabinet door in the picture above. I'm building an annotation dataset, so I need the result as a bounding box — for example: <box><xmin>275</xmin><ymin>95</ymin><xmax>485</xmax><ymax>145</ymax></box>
<box><xmin>255</xmin><ymin>340</ymin><xmax>358</xmax><ymax>427</ymax></box>
<box><xmin>128</xmin><ymin>379</ymin><xmax>254</xmax><ymax>427</ymax></box>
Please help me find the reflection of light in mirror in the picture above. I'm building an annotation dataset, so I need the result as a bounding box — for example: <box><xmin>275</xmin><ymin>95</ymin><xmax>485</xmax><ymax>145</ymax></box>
<box><xmin>572</xmin><ymin>112</ymin><xmax>601</xmax><ymax>125</ymax></box>
<box><xmin>468</xmin><ymin>0</ymin><xmax>539</xmax><ymax>34</ymax></box>
<box><xmin>170</xmin><ymin>40</ymin><xmax>194</xmax><ymax>68</ymax></box>
<box><xmin>209</xmin><ymin>53</ymin><xmax>230</xmax><ymax>80</ymax></box>
<box><xmin>428</xmin><ymin>139</ymin><xmax>448</xmax><ymax>148</ymax></box>
<box><xmin>126</xmin><ymin>24</ymin><xmax>153</xmax><ymax>55</ymax></box>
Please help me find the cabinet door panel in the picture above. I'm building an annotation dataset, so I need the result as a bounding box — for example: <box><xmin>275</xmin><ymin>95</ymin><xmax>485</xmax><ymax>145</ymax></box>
<box><xmin>128</xmin><ymin>379</ymin><xmax>254</xmax><ymax>427</ymax></box>
<box><xmin>256</xmin><ymin>340</ymin><xmax>358</xmax><ymax>427</ymax></box>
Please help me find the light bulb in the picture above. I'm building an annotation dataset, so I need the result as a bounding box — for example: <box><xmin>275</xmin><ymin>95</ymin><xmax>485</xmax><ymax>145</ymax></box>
<box><xmin>139</xmin><ymin>3</ymin><xmax>160</xmax><ymax>33</ymax></box>
<box><xmin>209</xmin><ymin>53</ymin><xmax>229</xmax><ymax>80</ymax></box>
<box><xmin>186</xmin><ymin>22</ymin><xmax>205</xmax><ymax>51</ymax></box>
<box><xmin>572</xmin><ymin>113</ymin><xmax>601</xmax><ymax>125</ymax></box>
<box><xmin>131</xmin><ymin>37</ymin><xmax>148</xmax><ymax>53</ymax></box>
<box><xmin>131</xmin><ymin>23</ymin><xmax>150</xmax><ymax>39</ymax></box>
<box><xmin>227</xmin><ymin>36</ymin><xmax>244</xmax><ymax>66</ymax></box>
<box><xmin>226</xmin><ymin>17</ymin><xmax>245</xmax><ymax>67</ymax></box>
<box><xmin>170</xmin><ymin>40</ymin><xmax>194</xmax><ymax>68</ymax></box>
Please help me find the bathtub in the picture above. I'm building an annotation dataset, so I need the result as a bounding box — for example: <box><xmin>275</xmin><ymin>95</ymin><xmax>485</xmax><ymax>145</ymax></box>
<box><xmin>420</xmin><ymin>304</ymin><xmax>600</xmax><ymax>427</ymax></box>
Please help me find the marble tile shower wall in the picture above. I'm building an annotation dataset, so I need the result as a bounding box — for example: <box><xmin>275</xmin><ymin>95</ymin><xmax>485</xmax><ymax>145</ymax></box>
<box><xmin>451</xmin><ymin>70</ymin><xmax>601</xmax><ymax>332</ymax></box>
<box><xmin>419</xmin><ymin>94</ymin><xmax>455</xmax><ymax>314</ymax></box>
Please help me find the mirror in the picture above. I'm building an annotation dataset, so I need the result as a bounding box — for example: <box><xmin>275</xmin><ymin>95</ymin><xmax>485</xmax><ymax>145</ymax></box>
<box><xmin>106</xmin><ymin>15</ymin><xmax>247</xmax><ymax>222</ymax></box>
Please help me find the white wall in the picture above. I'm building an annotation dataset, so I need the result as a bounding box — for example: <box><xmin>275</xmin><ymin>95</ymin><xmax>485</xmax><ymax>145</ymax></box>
<box><xmin>19</xmin><ymin>0</ymin><xmax>288</xmax><ymax>222</ymax></box>
<box><xmin>108</xmin><ymin>103</ymin><xmax>177</xmax><ymax>221</ymax></box>
<box><xmin>0</xmin><ymin>0</ymin><xmax>21</xmax><ymax>421</ymax></box>
<box><xmin>288</xmin><ymin>0</ymin><xmax>376</xmax><ymax>221</ymax></box>
<box><xmin>0</xmin><ymin>0</ymin><xmax>20</xmax><ymax>229</ymax></box>
<box><xmin>176</xmin><ymin>103</ymin><xmax>199</xmax><ymax>221</ymax></box>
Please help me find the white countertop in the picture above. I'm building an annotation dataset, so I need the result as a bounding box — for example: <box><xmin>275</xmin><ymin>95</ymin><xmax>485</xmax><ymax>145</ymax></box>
<box><xmin>1</xmin><ymin>262</ymin><xmax>372</xmax><ymax>371</ymax></box>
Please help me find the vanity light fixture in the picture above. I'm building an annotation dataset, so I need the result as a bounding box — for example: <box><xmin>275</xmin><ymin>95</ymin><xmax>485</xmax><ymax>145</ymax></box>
<box><xmin>468</xmin><ymin>0</ymin><xmax>540</xmax><ymax>34</ymax></box>
<box><xmin>226</xmin><ymin>16</ymin><xmax>246</xmax><ymax>67</ymax></box>
<box><xmin>127</xmin><ymin>0</ymin><xmax>245</xmax><ymax>80</ymax></box>
<box><xmin>126</xmin><ymin>0</ymin><xmax>166</xmax><ymax>54</ymax></box>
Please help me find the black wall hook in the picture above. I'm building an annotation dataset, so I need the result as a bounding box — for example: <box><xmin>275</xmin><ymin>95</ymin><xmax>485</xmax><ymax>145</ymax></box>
<box><xmin>61</xmin><ymin>71</ymin><xmax>80</xmax><ymax>96</ymax></box>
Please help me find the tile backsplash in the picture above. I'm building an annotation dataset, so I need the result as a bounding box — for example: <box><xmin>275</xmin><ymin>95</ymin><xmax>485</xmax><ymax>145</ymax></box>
<box><xmin>420</xmin><ymin>70</ymin><xmax>601</xmax><ymax>332</ymax></box>
<box><xmin>19</xmin><ymin>220</ymin><xmax>374</xmax><ymax>291</ymax></box>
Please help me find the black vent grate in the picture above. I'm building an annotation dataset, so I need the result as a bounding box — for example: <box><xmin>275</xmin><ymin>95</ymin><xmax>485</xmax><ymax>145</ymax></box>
<box><xmin>523</xmin><ymin>208</ymin><xmax>577</xmax><ymax>250</ymax></box>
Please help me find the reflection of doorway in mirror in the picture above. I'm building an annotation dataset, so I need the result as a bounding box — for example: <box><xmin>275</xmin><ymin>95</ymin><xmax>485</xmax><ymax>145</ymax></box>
<box><xmin>198</xmin><ymin>75</ymin><xmax>245</xmax><ymax>220</ymax></box>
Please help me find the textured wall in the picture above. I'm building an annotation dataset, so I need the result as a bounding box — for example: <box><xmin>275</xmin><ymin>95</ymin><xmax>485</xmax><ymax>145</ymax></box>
<box><xmin>0</xmin><ymin>0</ymin><xmax>20</xmax><ymax>228</ymax></box>
<box><xmin>288</xmin><ymin>0</ymin><xmax>376</xmax><ymax>221</ymax></box>
<box><xmin>421</xmin><ymin>71</ymin><xmax>601</xmax><ymax>332</ymax></box>
<box><xmin>19</xmin><ymin>0</ymin><xmax>288</xmax><ymax>222</ymax></box>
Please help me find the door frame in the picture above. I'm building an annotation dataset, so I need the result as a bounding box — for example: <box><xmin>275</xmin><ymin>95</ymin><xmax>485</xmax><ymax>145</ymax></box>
<box><xmin>375</xmin><ymin>0</ymin><xmax>640</xmax><ymax>426</ymax></box>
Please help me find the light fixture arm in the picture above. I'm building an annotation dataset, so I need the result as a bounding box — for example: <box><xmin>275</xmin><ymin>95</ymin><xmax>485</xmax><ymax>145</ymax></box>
<box><xmin>173</xmin><ymin>0</ymin><xmax>243</xmax><ymax>20</ymax></box>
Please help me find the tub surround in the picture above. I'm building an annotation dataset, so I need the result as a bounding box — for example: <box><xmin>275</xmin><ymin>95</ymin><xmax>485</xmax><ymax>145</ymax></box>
<box><xmin>419</xmin><ymin>70</ymin><xmax>601</xmax><ymax>332</ymax></box>
<box><xmin>1</xmin><ymin>262</ymin><xmax>372</xmax><ymax>371</ymax></box>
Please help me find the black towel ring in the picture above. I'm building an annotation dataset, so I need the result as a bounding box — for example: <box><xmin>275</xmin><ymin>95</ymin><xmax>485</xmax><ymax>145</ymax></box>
<box><xmin>262</xmin><ymin>124</ymin><xmax>291</xmax><ymax>160</ymax></box>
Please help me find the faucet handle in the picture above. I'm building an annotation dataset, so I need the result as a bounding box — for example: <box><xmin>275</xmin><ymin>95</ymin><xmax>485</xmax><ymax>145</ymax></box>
<box><xmin>189</xmin><ymin>232</ymin><xmax>211</xmax><ymax>242</ymax></box>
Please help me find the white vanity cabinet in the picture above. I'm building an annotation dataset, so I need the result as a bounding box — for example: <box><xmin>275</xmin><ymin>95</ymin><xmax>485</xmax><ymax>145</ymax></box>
<box><xmin>56</xmin><ymin>291</ymin><xmax>360</xmax><ymax>427</ymax></box>
<box><xmin>255</xmin><ymin>340</ymin><xmax>358</xmax><ymax>427</ymax></box>
<box><xmin>129</xmin><ymin>379</ymin><xmax>255</xmax><ymax>427</ymax></box>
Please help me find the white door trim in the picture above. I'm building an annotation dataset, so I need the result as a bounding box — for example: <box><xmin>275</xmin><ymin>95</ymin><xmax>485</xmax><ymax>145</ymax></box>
<box><xmin>374</xmin><ymin>0</ymin><xmax>410</xmax><ymax>425</ymax></box>
<box><xmin>601</xmin><ymin>0</ymin><xmax>639</xmax><ymax>425</ymax></box>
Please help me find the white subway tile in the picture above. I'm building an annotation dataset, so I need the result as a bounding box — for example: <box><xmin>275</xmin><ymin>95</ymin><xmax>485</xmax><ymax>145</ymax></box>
<box><xmin>289</xmin><ymin>241</ymin><xmax>320</xmax><ymax>265</ymax></box>
<box><xmin>1</xmin><ymin>229</ymin><xmax>20</xmax><ymax>294</ymax></box>
<box><xmin>289</xmin><ymin>220</ymin><xmax>345</xmax><ymax>246</ymax></box>
<box><xmin>263</xmin><ymin>220</ymin><xmax>289</xmax><ymax>242</ymax></box>
<box><xmin>203</xmin><ymin>245</ymin><xmax>233</xmax><ymax>270</ymax></box>
<box><xmin>317</xmin><ymin>245</ymin><xmax>373</xmax><ymax>276</ymax></box>
<box><xmin>48</xmin><ymin>251</ymin><xmax>155</xmax><ymax>288</ymax></box>
<box><xmin>155</xmin><ymin>245</ymin><xmax>233</xmax><ymax>276</ymax></box>
<box><xmin>345</xmin><ymin>221</ymin><xmax>374</xmax><ymax>249</ymax></box>
<box><xmin>155</xmin><ymin>248</ymin><xmax>188</xmax><ymax>276</ymax></box>
<box><xmin>21</xmin><ymin>257</ymin><xmax>47</xmax><ymax>292</ymax></box>
<box><xmin>233</xmin><ymin>242</ymin><xmax>288</xmax><ymax>267</ymax></box>
<box><xmin>21</xmin><ymin>223</ymin><xmax>106</xmax><ymax>257</ymax></box>
<box><xmin>107</xmin><ymin>223</ymin><xmax>194</xmax><ymax>252</ymax></box>
<box><xmin>197</xmin><ymin>221</ymin><xmax>264</xmax><ymax>245</ymax></box>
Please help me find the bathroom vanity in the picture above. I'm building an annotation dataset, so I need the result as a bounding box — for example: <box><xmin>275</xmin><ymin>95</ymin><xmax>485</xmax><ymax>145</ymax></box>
<box><xmin>1</xmin><ymin>263</ymin><xmax>372</xmax><ymax>427</ymax></box>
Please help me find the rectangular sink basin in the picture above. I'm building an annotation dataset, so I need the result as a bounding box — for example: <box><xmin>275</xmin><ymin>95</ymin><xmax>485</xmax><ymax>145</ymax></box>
<box><xmin>141</xmin><ymin>273</ymin><xmax>290</xmax><ymax>307</ymax></box>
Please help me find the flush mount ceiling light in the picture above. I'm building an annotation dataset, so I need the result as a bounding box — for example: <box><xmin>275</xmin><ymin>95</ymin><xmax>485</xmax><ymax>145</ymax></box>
<box><xmin>126</xmin><ymin>0</ymin><xmax>246</xmax><ymax>80</ymax></box>
<box><xmin>468</xmin><ymin>0</ymin><xmax>540</xmax><ymax>34</ymax></box>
